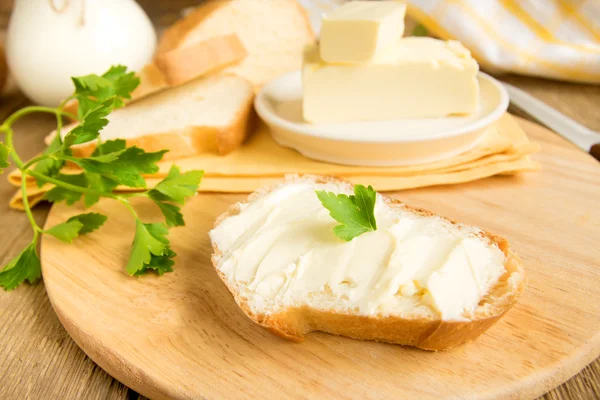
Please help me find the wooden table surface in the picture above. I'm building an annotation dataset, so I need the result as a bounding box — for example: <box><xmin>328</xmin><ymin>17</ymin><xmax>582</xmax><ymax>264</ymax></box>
<box><xmin>0</xmin><ymin>1</ymin><xmax>599</xmax><ymax>399</ymax></box>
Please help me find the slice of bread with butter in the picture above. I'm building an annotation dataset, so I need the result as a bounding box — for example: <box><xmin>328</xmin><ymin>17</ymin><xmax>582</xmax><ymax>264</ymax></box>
<box><xmin>209</xmin><ymin>175</ymin><xmax>525</xmax><ymax>350</ymax></box>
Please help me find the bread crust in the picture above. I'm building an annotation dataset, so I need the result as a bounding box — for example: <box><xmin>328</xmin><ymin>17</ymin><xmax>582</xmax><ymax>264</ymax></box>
<box><xmin>292</xmin><ymin>0</ymin><xmax>317</xmax><ymax>43</ymax></box>
<box><xmin>155</xmin><ymin>34</ymin><xmax>247</xmax><ymax>86</ymax></box>
<box><xmin>214</xmin><ymin>89</ymin><xmax>256</xmax><ymax>155</ymax></box>
<box><xmin>157</xmin><ymin>0</ymin><xmax>227</xmax><ymax>55</ymax></box>
<box><xmin>132</xmin><ymin>63</ymin><xmax>168</xmax><ymax>99</ymax></box>
<box><xmin>210</xmin><ymin>175</ymin><xmax>526</xmax><ymax>351</ymax></box>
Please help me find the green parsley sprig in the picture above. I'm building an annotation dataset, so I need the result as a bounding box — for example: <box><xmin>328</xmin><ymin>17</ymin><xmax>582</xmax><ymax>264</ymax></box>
<box><xmin>316</xmin><ymin>184</ymin><xmax>377</xmax><ymax>241</ymax></box>
<box><xmin>0</xmin><ymin>65</ymin><xmax>203</xmax><ymax>290</ymax></box>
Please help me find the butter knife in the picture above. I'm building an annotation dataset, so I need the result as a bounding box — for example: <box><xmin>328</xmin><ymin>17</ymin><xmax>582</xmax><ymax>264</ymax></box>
<box><xmin>502</xmin><ymin>82</ymin><xmax>600</xmax><ymax>162</ymax></box>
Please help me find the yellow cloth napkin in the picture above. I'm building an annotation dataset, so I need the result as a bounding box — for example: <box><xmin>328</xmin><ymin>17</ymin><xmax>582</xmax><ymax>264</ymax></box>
<box><xmin>8</xmin><ymin>114</ymin><xmax>539</xmax><ymax>210</ymax></box>
<box><xmin>299</xmin><ymin>0</ymin><xmax>600</xmax><ymax>83</ymax></box>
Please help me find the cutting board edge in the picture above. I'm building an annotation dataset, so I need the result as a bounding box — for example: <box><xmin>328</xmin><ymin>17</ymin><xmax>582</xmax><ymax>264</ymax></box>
<box><xmin>47</xmin><ymin>300</ymin><xmax>181</xmax><ymax>400</ymax></box>
<box><xmin>46</xmin><ymin>282</ymin><xmax>600</xmax><ymax>400</ymax></box>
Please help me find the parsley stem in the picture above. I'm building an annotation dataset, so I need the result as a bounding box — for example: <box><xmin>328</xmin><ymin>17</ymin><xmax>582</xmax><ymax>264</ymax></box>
<box><xmin>20</xmin><ymin>171</ymin><xmax>42</xmax><ymax>233</ymax></box>
<box><xmin>4</xmin><ymin>127</ymin><xmax>24</xmax><ymax>168</ymax></box>
<box><xmin>21</xmin><ymin>154</ymin><xmax>52</xmax><ymax>171</ymax></box>
<box><xmin>118</xmin><ymin>198</ymin><xmax>139</xmax><ymax>219</ymax></box>
<box><xmin>56</xmin><ymin>111</ymin><xmax>63</xmax><ymax>139</ymax></box>
<box><xmin>27</xmin><ymin>169</ymin><xmax>118</xmax><ymax>199</ymax></box>
<box><xmin>54</xmin><ymin>94</ymin><xmax>74</xmax><ymax>140</ymax></box>
<box><xmin>58</xmin><ymin>95</ymin><xmax>75</xmax><ymax>111</ymax></box>
<box><xmin>0</xmin><ymin>106</ymin><xmax>76</xmax><ymax>131</ymax></box>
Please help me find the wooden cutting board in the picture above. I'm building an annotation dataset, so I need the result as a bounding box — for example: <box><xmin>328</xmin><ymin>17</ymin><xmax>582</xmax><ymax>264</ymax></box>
<box><xmin>40</xmin><ymin>119</ymin><xmax>600</xmax><ymax>400</ymax></box>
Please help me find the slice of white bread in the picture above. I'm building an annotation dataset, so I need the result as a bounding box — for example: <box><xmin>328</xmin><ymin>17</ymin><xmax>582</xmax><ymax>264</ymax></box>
<box><xmin>51</xmin><ymin>74</ymin><xmax>255</xmax><ymax>160</ymax></box>
<box><xmin>157</xmin><ymin>0</ymin><xmax>315</xmax><ymax>88</ymax></box>
<box><xmin>64</xmin><ymin>34</ymin><xmax>248</xmax><ymax>117</ymax></box>
<box><xmin>209</xmin><ymin>175</ymin><xmax>525</xmax><ymax>351</ymax></box>
<box><xmin>155</xmin><ymin>34</ymin><xmax>247</xmax><ymax>86</ymax></box>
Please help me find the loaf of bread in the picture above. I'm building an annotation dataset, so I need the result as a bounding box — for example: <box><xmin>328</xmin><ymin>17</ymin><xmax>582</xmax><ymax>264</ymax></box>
<box><xmin>51</xmin><ymin>74</ymin><xmax>255</xmax><ymax>160</ymax></box>
<box><xmin>209</xmin><ymin>175</ymin><xmax>525</xmax><ymax>350</ymax></box>
<box><xmin>157</xmin><ymin>0</ymin><xmax>315</xmax><ymax>88</ymax></box>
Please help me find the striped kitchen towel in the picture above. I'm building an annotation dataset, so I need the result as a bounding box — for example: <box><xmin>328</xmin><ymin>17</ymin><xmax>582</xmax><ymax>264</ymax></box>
<box><xmin>298</xmin><ymin>0</ymin><xmax>600</xmax><ymax>84</ymax></box>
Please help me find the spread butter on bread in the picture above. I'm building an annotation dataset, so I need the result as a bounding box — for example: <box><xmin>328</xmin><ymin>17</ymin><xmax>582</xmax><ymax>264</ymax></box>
<box><xmin>209</xmin><ymin>175</ymin><xmax>525</xmax><ymax>350</ymax></box>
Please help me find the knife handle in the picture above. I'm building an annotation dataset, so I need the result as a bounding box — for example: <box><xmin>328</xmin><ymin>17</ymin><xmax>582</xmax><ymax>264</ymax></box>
<box><xmin>591</xmin><ymin>144</ymin><xmax>600</xmax><ymax>162</ymax></box>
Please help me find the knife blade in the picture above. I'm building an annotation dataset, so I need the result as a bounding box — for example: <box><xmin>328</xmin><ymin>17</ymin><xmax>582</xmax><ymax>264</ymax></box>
<box><xmin>501</xmin><ymin>82</ymin><xmax>600</xmax><ymax>161</ymax></box>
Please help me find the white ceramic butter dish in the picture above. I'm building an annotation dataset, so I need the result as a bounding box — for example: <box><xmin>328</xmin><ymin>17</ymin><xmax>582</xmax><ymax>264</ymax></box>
<box><xmin>254</xmin><ymin>71</ymin><xmax>509</xmax><ymax>167</ymax></box>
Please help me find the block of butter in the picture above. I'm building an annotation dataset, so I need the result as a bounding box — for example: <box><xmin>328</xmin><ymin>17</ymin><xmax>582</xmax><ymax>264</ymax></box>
<box><xmin>303</xmin><ymin>38</ymin><xmax>480</xmax><ymax>124</ymax></box>
<box><xmin>320</xmin><ymin>1</ymin><xmax>406</xmax><ymax>64</ymax></box>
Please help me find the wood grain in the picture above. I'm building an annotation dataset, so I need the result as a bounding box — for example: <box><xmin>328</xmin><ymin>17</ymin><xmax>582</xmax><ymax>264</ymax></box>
<box><xmin>36</xmin><ymin>118</ymin><xmax>600</xmax><ymax>400</ymax></box>
<box><xmin>0</xmin><ymin>0</ymin><xmax>598</xmax><ymax>399</ymax></box>
<box><xmin>501</xmin><ymin>75</ymin><xmax>600</xmax><ymax>132</ymax></box>
<box><xmin>0</xmin><ymin>112</ymin><xmax>132</xmax><ymax>400</ymax></box>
